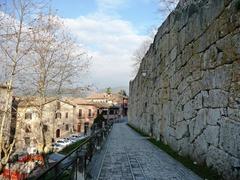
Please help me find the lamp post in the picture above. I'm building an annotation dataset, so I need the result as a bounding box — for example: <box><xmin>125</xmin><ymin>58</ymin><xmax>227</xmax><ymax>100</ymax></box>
<box><xmin>122</xmin><ymin>97</ymin><xmax>124</xmax><ymax>118</ymax></box>
<box><xmin>142</xmin><ymin>72</ymin><xmax>147</xmax><ymax>77</ymax></box>
<box><xmin>141</xmin><ymin>69</ymin><xmax>151</xmax><ymax>78</ymax></box>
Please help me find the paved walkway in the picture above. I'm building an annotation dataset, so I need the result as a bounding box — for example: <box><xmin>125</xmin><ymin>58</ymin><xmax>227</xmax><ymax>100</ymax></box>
<box><xmin>93</xmin><ymin>122</ymin><xmax>201</xmax><ymax>180</ymax></box>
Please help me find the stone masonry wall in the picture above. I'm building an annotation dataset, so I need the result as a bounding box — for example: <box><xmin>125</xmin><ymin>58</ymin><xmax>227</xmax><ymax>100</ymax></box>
<box><xmin>129</xmin><ymin>0</ymin><xmax>240</xmax><ymax>179</ymax></box>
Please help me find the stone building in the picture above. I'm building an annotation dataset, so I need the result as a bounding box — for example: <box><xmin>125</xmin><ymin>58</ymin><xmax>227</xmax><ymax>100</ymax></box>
<box><xmin>86</xmin><ymin>92</ymin><xmax>128</xmax><ymax>117</ymax></box>
<box><xmin>70</xmin><ymin>97</ymin><xmax>120</xmax><ymax>133</ymax></box>
<box><xmin>129</xmin><ymin>0</ymin><xmax>240</xmax><ymax>179</ymax></box>
<box><xmin>15</xmin><ymin>98</ymin><xmax>75</xmax><ymax>152</ymax></box>
<box><xmin>70</xmin><ymin>98</ymin><xmax>98</xmax><ymax>133</ymax></box>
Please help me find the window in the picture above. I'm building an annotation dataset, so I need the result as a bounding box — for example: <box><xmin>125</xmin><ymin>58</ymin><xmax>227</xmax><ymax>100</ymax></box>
<box><xmin>78</xmin><ymin>109</ymin><xmax>82</xmax><ymax>118</ymax></box>
<box><xmin>109</xmin><ymin>109</ymin><xmax>114</xmax><ymax>115</ymax></box>
<box><xmin>57</xmin><ymin>101</ymin><xmax>61</xmax><ymax>110</ymax></box>
<box><xmin>25</xmin><ymin>113</ymin><xmax>32</xmax><ymax>120</ymax></box>
<box><xmin>65</xmin><ymin>112</ymin><xmax>68</xmax><ymax>118</ymax></box>
<box><xmin>88</xmin><ymin>109</ymin><xmax>92</xmax><ymax>117</ymax></box>
<box><xmin>55</xmin><ymin>112</ymin><xmax>61</xmax><ymax>119</ymax></box>
<box><xmin>65</xmin><ymin>124</ymin><xmax>69</xmax><ymax>131</ymax></box>
<box><xmin>43</xmin><ymin>125</ymin><xmax>48</xmax><ymax>132</ymax></box>
<box><xmin>24</xmin><ymin>137</ymin><xmax>30</xmax><ymax>146</ymax></box>
<box><xmin>102</xmin><ymin>110</ymin><xmax>107</xmax><ymax>115</ymax></box>
<box><xmin>10</xmin><ymin>127</ymin><xmax>16</xmax><ymax>135</ymax></box>
<box><xmin>56</xmin><ymin>129</ymin><xmax>60</xmax><ymax>138</ymax></box>
<box><xmin>25</xmin><ymin>125</ymin><xmax>31</xmax><ymax>133</ymax></box>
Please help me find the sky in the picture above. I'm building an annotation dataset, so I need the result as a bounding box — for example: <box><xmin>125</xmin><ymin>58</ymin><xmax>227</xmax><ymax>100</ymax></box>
<box><xmin>50</xmin><ymin>0</ymin><xmax>171</xmax><ymax>90</ymax></box>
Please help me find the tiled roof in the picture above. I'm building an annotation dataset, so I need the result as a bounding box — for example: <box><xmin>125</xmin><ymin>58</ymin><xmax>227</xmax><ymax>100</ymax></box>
<box><xmin>18</xmin><ymin>97</ymin><xmax>76</xmax><ymax>108</ymax></box>
<box><xmin>86</xmin><ymin>93</ymin><xmax>128</xmax><ymax>102</ymax></box>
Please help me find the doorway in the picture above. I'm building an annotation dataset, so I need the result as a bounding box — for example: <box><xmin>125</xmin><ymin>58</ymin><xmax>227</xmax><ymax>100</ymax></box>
<box><xmin>77</xmin><ymin>123</ymin><xmax>81</xmax><ymax>133</ymax></box>
<box><xmin>56</xmin><ymin>129</ymin><xmax>60</xmax><ymax>138</ymax></box>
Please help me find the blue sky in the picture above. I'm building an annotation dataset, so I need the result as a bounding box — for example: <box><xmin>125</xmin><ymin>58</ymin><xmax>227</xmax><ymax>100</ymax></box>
<box><xmin>50</xmin><ymin>0</ymin><xmax>171</xmax><ymax>89</ymax></box>
<box><xmin>52</xmin><ymin>0</ymin><xmax>163</xmax><ymax>35</ymax></box>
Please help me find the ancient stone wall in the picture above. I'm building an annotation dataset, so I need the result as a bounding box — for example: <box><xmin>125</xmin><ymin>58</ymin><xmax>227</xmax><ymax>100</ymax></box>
<box><xmin>129</xmin><ymin>0</ymin><xmax>240</xmax><ymax>179</ymax></box>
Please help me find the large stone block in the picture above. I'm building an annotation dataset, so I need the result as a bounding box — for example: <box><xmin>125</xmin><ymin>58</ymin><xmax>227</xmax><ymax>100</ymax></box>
<box><xmin>206</xmin><ymin>143</ymin><xmax>240</xmax><ymax>180</ymax></box>
<box><xmin>183</xmin><ymin>100</ymin><xmax>197</xmax><ymax>120</ymax></box>
<box><xmin>177</xmin><ymin>137</ymin><xmax>190</xmax><ymax>156</ymax></box>
<box><xmin>206</xmin><ymin>108</ymin><xmax>222</xmax><ymax>126</ymax></box>
<box><xmin>192</xmin><ymin>134</ymin><xmax>208</xmax><ymax>163</ymax></box>
<box><xmin>202</xmin><ymin>65</ymin><xmax>232</xmax><ymax>90</ymax></box>
<box><xmin>219</xmin><ymin>118</ymin><xmax>240</xmax><ymax>158</ymax></box>
<box><xmin>189</xmin><ymin>109</ymin><xmax>207</xmax><ymax>142</ymax></box>
<box><xmin>193</xmin><ymin>92</ymin><xmax>203</xmax><ymax>110</ymax></box>
<box><xmin>216</xmin><ymin>33</ymin><xmax>240</xmax><ymax>61</ymax></box>
<box><xmin>190</xmin><ymin>80</ymin><xmax>203</xmax><ymax>98</ymax></box>
<box><xmin>204</xmin><ymin>125</ymin><xmax>219</xmax><ymax>146</ymax></box>
<box><xmin>175</xmin><ymin>120</ymin><xmax>189</xmax><ymax>140</ymax></box>
<box><xmin>203</xmin><ymin>89</ymin><xmax>229</xmax><ymax>108</ymax></box>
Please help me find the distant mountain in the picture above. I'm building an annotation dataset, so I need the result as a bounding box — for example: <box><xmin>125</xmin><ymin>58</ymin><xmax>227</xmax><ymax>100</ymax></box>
<box><xmin>14</xmin><ymin>86</ymin><xmax>129</xmax><ymax>98</ymax></box>
<box><xmin>14</xmin><ymin>87</ymin><xmax>91</xmax><ymax>98</ymax></box>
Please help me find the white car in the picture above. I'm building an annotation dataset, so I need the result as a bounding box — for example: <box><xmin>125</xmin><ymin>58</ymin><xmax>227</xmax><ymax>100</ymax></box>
<box><xmin>27</xmin><ymin>147</ymin><xmax>37</xmax><ymax>154</ymax></box>
<box><xmin>63</xmin><ymin>137</ymin><xmax>75</xmax><ymax>144</ymax></box>
<box><xmin>68</xmin><ymin>137</ymin><xmax>78</xmax><ymax>142</ymax></box>
<box><xmin>72</xmin><ymin>134</ymin><xmax>85</xmax><ymax>139</ymax></box>
<box><xmin>52</xmin><ymin>143</ymin><xmax>65</xmax><ymax>152</ymax></box>
<box><xmin>56</xmin><ymin>139</ymin><xmax>69</xmax><ymax>146</ymax></box>
<box><xmin>70</xmin><ymin>135</ymin><xmax>81</xmax><ymax>139</ymax></box>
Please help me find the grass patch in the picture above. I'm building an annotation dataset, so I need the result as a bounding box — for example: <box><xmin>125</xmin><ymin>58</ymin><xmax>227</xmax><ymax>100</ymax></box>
<box><xmin>58</xmin><ymin>138</ymin><xmax>86</xmax><ymax>155</ymax></box>
<box><xmin>127</xmin><ymin>124</ymin><xmax>149</xmax><ymax>137</ymax></box>
<box><xmin>127</xmin><ymin>123</ymin><xmax>222</xmax><ymax>180</ymax></box>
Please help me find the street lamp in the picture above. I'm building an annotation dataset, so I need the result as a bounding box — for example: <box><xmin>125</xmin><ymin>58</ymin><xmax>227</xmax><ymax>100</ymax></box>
<box><xmin>141</xmin><ymin>70</ymin><xmax>150</xmax><ymax>77</ymax></box>
<box><xmin>142</xmin><ymin>72</ymin><xmax>147</xmax><ymax>77</ymax></box>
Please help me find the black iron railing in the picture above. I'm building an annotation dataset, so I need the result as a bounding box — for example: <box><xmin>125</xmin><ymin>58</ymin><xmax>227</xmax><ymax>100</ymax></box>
<box><xmin>33</xmin><ymin>122</ymin><xmax>113</xmax><ymax>180</ymax></box>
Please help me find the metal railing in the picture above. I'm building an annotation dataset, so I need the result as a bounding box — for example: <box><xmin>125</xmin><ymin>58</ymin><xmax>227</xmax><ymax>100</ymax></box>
<box><xmin>33</xmin><ymin>122</ymin><xmax>113</xmax><ymax>180</ymax></box>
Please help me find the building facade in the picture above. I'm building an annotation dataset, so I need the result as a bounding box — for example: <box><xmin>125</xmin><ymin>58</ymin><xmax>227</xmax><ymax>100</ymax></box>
<box><xmin>70</xmin><ymin>98</ymin><xmax>98</xmax><ymax>133</ymax></box>
<box><xmin>15</xmin><ymin>98</ymin><xmax>75</xmax><ymax>152</ymax></box>
<box><xmin>86</xmin><ymin>92</ymin><xmax>128</xmax><ymax>118</ymax></box>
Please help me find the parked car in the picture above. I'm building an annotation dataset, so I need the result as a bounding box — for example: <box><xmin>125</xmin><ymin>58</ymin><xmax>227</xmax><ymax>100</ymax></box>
<box><xmin>27</xmin><ymin>146</ymin><xmax>37</xmax><ymax>154</ymax></box>
<box><xmin>68</xmin><ymin>137</ymin><xmax>78</xmax><ymax>142</ymax></box>
<box><xmin>71</xmin><ymin>134</ymin><xmax>84</xmax><ymax>139</ymax></box>
<box><xmin>63</xmin><ymin>137</ymin><xmax>75</xmax><ymax>143</ymax></box>
<box><xmin>70</xmin><ymin>135</ymin><xmax>80</xmax><ymax>140</ymax></box>
<box><xmin>52</xmin><ymin>143</ymin><xmax>65</xmax><ymax>152</ymax></box>
<box><xmin>56</xmin><ymin>140</ymin><xmax>69</xmax><ymax>146</ymax></box>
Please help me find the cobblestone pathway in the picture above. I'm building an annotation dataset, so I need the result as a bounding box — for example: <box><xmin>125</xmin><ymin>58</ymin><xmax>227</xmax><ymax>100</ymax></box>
<box><xmin>97</xmin><ymin>122</ymin><xmax>201</xmax><ymax>180</ymax></box>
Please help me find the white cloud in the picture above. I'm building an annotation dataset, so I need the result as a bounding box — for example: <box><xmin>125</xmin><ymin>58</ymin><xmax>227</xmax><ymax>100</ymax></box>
<box><xmin>63</xmin><ymin>12</ymin><xmax>149</xmax><ymax>88</ymax></box>
<box><xmin>96</xmin><ymin>0</ymin><xmax>128</xmax><ymax>13</ymax></box>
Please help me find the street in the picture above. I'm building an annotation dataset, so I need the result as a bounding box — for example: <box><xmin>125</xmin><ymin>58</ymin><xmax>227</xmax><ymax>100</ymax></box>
<box><xmin>89</xmin><ymin>121</ymin><xmax>201</xmax><ymax>180</ymax></box>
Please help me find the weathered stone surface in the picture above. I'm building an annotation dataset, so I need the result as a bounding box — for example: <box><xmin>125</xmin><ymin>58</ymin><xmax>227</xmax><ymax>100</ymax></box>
<box><xmin>206</xmin><ymin>108</ymin><xmax>222</xmax><ymax>126</ymax></box>
<box><xmin>129</xmin><ymin>0</ymin><xmax>240</xmax><ymax>179</ymax></box>
<box><xmin>202</xmin><ymin>65</ymin><xmax>232</xmax><ymax>90</ymax></box>
<box><xmin>175</xmin><ymin>120</ymin><xmax>189</xmax><ymax>140</ymax></box>
<box><xmin>204</xmin><ymin>125</ymin><xmax>219</xmax><ymax>146</ymax></box>
<box><xmin>219</xmin><ymin>118</ymin><xmax>240</xmax><ymax>158</ymax></box>
<box><xmin>189</xmin><ymin>109</ymin><xmax>207</xmax><ymax>142</ymax></box>
<box><xmin>203</xmin><ymin>89</ymin><xmax>229</xmax><ymax>108</ymax></box>
<box><xmin>183</xmin><ymin>100</ymin><xmax>197</xmax><ymax>120</ymax></box>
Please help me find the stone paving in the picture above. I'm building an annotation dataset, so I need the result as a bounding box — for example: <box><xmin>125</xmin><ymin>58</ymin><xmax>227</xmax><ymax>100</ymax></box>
<box><xmin>96</xmin><ymin>122</ymin><xmax>201</xmax><ymax>180</ymax></box>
